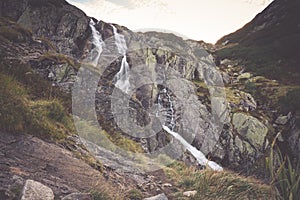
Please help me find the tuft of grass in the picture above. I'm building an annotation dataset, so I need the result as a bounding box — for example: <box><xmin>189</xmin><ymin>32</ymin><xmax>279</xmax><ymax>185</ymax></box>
<box><xmin>0</xmin><ymin>17</ymin><xmax>32</xmax><ymax>43</ymax></box>
<box><xmin>265</xmin><ymin>134</ymin><xmax>300</xmax><ymax>200</ymax></box>
<box><xmin>39</xmin><ymin>52</ymin><xmax>79</xmax><ymax>69</ymax></box>
<box><xmin>90</xmin><ymin>190</ymin><xmax>112</xmax><ymax>200</ymax></box>
<box><xmin>164</xmin><ymin>161</ymin><xmax>273</xmax><ymax>200</ymax></box>
<box><xmin>126</xmin><ymin>189</ymin><xmax>143</xmax><ymax>200</ymax></box>
<box><xmin>0</xmin><ymin>74</ymin><xmax>28</xmax><ymax>132</ymax></box>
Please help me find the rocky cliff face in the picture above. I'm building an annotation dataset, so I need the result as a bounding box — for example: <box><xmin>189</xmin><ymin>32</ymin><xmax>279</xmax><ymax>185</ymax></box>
<box><xmin>1</xmin><ymin>0</ymin><xmax>298</xmax><ymax>198</ymax></box>
<box><xmin>0</xmin><ymin>0</ymin><xmax>275</xmax><ymax>172</ymax></box>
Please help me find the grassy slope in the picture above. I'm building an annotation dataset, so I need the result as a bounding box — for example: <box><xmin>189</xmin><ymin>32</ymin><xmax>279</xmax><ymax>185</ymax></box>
<box><xmin>215</xmin><ymin>0</ymin><xmax>300</xmax><ymax>83</ymax></box>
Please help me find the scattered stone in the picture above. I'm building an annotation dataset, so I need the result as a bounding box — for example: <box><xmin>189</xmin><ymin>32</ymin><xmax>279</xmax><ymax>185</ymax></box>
<box><xmin>183</xmin><ymin>190</ymin><xmax>197</xmax><ymax>197</ymax></box>
<box><xmin>222</xmin><ymin>72</ymin><xmax>230</xmax><ymax>84</ymax></box>
<box><xmin>162</xmin><ymin>183</ymin><xmax>172</xmax><ymax>188</ymax></box>
<box><xmin>62</xmin><ymin>193</ymin><xmax>92</xmax><ymax>200</ymax></box>
<box><xmin>277</xmin><ymin>132</ymin><xmax>284</xmax><ymax>142</ymax></box>
<box><xmin>12</xmin><ymin>175</ymin><xmax>24</xmax><ymax>185</ymax></box>
<box><xmin>237</xmin><ymin>72</ymin><xmax>251</xmax><ymax>81</ymax></box>
<box><xmin>239</xmin><ymin>91</ymin><xmax>257</xmax><ymax>111</ymax></box>
<box><xmin>21</xmin><ymin>180</ymin><xmax>54</xmax><ymax>200</ymax></box>
<box><xmin>275</xmin><ymin>113</ymin><xmax>292</xmax><ymax>125</ymax></box>
<box><xmin>220</xmin><ymin>59</ymin><xmax>231</xmax><ymax>65</ymax></box>
<box><xmin>143</xmin><ymin>193</ymin><xmax>168</xmax><ymax>200</ymax></box>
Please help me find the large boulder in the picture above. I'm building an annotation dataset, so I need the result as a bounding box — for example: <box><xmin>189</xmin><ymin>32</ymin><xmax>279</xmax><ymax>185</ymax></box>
<box><xmin>21</xmin><ymin>180</ymin><xmax>54</xmax><ymax>200</ymax></box>
<box><xmin>232</xmin><ymin>113</ymin><xmax>268</xmax><ymax>151</ymax></box>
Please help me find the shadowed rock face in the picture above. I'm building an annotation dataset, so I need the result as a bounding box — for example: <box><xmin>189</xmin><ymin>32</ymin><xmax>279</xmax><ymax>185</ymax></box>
<box><xmin>1</xmin><ymin>0</ymin><xmax>90</xmax><ymax>57</ymax></box>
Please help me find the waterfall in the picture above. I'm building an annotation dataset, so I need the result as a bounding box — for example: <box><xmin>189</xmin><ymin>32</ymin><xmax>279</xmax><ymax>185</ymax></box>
<box><xmin>88</xmin><ymin>19</ymin><xmax>104</xmax><ymax>66</ymax></box>
<box><xmin>111</xmin><ymin>25</ymin><xmax>130</xmax><ymax>93</ymax></box>
<box><xmin>162</xmin><ymin>126</ymin><xmax>223</xmax><ymax>171</ymax></box>
<box><xmin>157</xmin><ymin>88</ymin><xmax>223</xmax><ymax>171</ymax></box>
<box><xmin>157</xmin><ymin>88</ymin><xmax>175</xmax><ymax>131</ymax></box>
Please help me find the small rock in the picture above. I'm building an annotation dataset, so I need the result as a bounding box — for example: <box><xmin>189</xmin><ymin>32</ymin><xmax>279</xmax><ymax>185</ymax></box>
<box><xmin>12</xmin><ymin>175</ymin><xmax>24</xmax><ymax>185</ymax></box>
<box><xmin>62</xmin><ymin>193</ymin><xmax>92</xmax><ymax>200</ymax></box>
<box><xmin>143</xmin><ymin>193</ymin><xmax>168</xmax><ymax>200</ymax></box>
<box><xmin>277</xmin><ymin>132</ymin><xmax>284</xmax><ymax>142</ymax></box>
<box><xmin>232</xmin><ymin>113</ymin><xmax>268</xmax><ymax>150</ymax></box>
<box><xmin>183</xmin><ymin>190</ymin><xmax>197</xmax><ymax>197</ymax></box>
<box><xmin>220</xmin><ymin>59</ymin><xmax>231</xmax><ymax>65</ymax></box>
<box><xmin>237</xmin><ymin>72</ymin><xmax>251</xmax><ymax>81</ymax></box>
<box><xmin>275</xmin><ymin>113</ymin><xmax>291</xmax><ymax>125</ymax></box>
<box><xmin>162</xmin><ymin>183</ymin><xmax>172</xmax><ymax>188</ymax></box>
<box><xmin>21</xmin><ymin>180</ymin><xmax>54</xmax><ymax>200</ymax></box>
<box><xmin>239</xmin><ymin>91</ymin><xmax>257</xmax><ymax>111</ymax></box>
<box><xmin>222</xmin><ymin>72</ymin><xmax>230</xmax><ymax>84</ymax></box>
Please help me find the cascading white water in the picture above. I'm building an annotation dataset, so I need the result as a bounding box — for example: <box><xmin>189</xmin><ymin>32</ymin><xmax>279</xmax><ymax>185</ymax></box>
<box><xmin>157</xmin><ymin>88</ymin><xmax>223</xmax><ymax>171</ymax></box>
<box><xmin>158</xmin><ymin>88</ymin><xmax>175</xmax><ymax>131</ymax></box>
<box><xmin>88</xmin><ymin>19</ymin><xmax>104</xmax><ymax>66</ymax></box>
<box><xmin>162</xmin><ymin>125</ymin><xmax>223</xmax><ymax>171</ymax></box>
<box><xmin>111</xmin><ymin>25</ymin><xmax>130</xmax><ymax>93</ymax></box>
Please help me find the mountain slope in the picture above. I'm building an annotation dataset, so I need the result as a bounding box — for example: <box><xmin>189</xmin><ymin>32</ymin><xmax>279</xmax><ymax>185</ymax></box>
<box><xmin>0</xmin><ymin>0</ymin><xmax>297</xmax><ymax>199</ymax></box>
<box><xmin>216</xmin><ymin>0</ymin><xmax>300</xmax><ymax>83</ymax></box>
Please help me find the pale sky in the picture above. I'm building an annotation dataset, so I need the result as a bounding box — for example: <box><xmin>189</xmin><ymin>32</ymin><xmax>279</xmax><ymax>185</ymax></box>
<box><xmin>67</xmin><ymin>0</ymin><xmax>273</xmax><ymax>44</ymax></box>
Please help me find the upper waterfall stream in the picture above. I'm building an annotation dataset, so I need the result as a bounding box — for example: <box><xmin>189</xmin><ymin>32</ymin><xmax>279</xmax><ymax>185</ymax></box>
<box><xmin>111</xmin><ymin>25</ymin><xmax>130</xmax><ymax>93</ymax></box>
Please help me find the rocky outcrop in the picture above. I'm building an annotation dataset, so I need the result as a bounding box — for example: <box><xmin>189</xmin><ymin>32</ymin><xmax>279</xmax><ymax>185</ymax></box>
<box><xmin>232</xmin><ymin>113</ymin><xmax>268</xmax><ymax>151</ymax></box>
<box><xmin>21</xmin><ymin>180</ymin><xmax>54</xmax><ymax>200</ymax></box>
<box><xmin>0</xmin><ymin>131</ymin><xmax>120</xmax><ymax>199</ymax></box>
<box><xmin>1</xmin><ymin>0</ymin><xmax>91</xmax><ymax>57</ymax></box>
